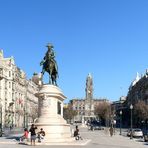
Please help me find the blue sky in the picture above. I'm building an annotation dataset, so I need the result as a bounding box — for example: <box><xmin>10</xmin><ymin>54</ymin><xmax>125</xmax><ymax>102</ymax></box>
<box><xmin>0</xmin><ymin>0</ymin><xmax>148</xmax><ymax>102</ymax></box>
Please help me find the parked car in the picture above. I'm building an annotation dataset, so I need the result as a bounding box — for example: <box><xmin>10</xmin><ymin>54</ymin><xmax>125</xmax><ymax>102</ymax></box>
<box><xmin>127</xmin><ymin>128</ymin><xmax>143</xmax><ymax>138</ymax></box>
<box><xmin>132</xmin><ymin>129</ymin><xmax>143</xmax><ymax>138</ymax></box>
<box><xmin>89</xmin><ymin>120</ymin><xmax>102</xmax><ymax>130</ymax></box>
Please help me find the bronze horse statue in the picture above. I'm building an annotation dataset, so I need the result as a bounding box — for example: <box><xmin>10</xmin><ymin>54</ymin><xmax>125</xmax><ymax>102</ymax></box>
<box><xmin>40</xmin><ymin>44</ymin><xmax>58</xmax><ymax>85</ymax></box>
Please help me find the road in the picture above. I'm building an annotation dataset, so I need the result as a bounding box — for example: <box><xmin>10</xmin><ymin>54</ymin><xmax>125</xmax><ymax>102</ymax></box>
<box><xmin>0</xmin><ymin>126</ymin><xmax>147</xmax><ymax>148</ymax></box>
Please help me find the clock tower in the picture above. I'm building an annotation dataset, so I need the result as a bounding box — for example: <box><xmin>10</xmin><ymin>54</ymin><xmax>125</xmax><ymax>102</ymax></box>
<box><xmin>85</xmin><ymin>73</ymin><xmax>94</xmax><ymax>116</ymax></box>
<box><xmin>86</xmin><ymin>73</ymin><xmax>93</xmax><ymax>99</ymax></box>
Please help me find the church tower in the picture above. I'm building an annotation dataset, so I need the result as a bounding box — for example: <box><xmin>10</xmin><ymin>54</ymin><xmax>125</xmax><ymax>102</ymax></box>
<box><xmin>85</xmin><ymin>73</ymin><xmax>94</xmax><ymax>116</ymax></box>
<box><xmin>86</xmin><ymin>73</ymin><xmax>93</xmax><ymax>99</ymax></box>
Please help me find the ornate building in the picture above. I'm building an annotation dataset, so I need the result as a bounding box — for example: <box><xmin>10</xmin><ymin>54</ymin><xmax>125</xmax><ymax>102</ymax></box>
<box><xmin>121</xmin><ymin>70</ymin><xmax>148</xmax><ymax>127</ymax></box>
<box><xmin>0</xmin><ymin>50</ymin><xmax>38</xmax><ymax>128</ymax></box>
<box><xmin>125</xmin><ymin>71</ymin><xmax>148</xmax><ymax>107</ymax></box>
<box><xmin>70</xmin><ymin>73</ymin><xmax>109</xmax><ymax>123</ymax></box>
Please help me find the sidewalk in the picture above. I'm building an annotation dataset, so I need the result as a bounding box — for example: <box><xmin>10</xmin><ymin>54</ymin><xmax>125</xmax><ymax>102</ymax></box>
<box><xmin>0</xmin><ymin>127</ymin><xmax>91</xmax><ymax>146</ymax></box>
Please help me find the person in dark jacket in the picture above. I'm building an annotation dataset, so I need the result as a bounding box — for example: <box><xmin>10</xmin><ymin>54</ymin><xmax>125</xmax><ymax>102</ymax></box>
<box><xmin>37</xmin><ymin>128</ymin><xmax>46</xmax><ymax>142</ymax></box>
<box><xmin>109</xmin><ymin>126</ymin><xmax>114</xmax><ymax>137</ymax></box>
<box><xmin>29</xmin><ymin>124</ymin><xmax>37</xmax><ymax>146</ymax></box>
<box><xmin>74</xmin><ymin>125</ymin><xmax>83</xmax><ymax>140</ymax></box>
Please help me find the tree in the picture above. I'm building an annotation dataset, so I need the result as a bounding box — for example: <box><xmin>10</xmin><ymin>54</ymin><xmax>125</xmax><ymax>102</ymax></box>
<box><xmin>63</xmin><ymin>104</ymin><xmax>77</xmax><ymax>123</ymax></box>
<box><xmin>29</xmin><ymin>105</ymin><xmax>38</xmax><ymax>123</ymax></box>
<box><xmin>134</xmin><ymin>100</ymin><xmax>148</xmax><ymax>125</ymax></box>
<box><xmin>94</xmin><ymin>102</ymin><xmax>111</xmax><ymax>126</ymax></box>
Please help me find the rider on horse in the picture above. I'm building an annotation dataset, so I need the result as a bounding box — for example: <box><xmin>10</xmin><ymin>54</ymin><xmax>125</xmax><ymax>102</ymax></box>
<box><xmin>40</xmin><ymin>43</ymin><xmax>58</xmax><ymax>85</ymax></box>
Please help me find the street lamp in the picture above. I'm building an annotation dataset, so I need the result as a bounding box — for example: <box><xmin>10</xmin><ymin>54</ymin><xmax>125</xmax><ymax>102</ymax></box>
<box><xmin>130</xmin><ymin>104</ymin><xmax>133</xmax><ymax>139</ymax></box>
<box><xmin>119</xmin><ymin>110</ymin><xmax>122</xmax><ymax>135</ymax></box>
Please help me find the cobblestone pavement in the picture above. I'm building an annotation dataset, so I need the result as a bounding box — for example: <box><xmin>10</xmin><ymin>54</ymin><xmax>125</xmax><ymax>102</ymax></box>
<box><xmin>0</xmin><ymin>127</ymin><xmax>148</xmax><ymax>148</ymax></box>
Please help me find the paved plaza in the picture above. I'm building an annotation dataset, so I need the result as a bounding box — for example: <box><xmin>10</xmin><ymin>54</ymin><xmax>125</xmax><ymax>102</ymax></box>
<box><xmin>0</xmin><ymin>126</ymin><xmax>148</xmax><ymax>148</ymax></box>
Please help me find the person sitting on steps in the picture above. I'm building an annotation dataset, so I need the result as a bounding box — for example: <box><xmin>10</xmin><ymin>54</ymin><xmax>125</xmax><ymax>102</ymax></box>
<box><xmin>74</xmin><ymin>125</ymin><xmax>83</xmax><ymax>140</ymax></box>
<box><xmin>19</xmin><ymin>128</ymin><xmax>29</xmax><ymax>143</ymax></box>
<box><xmin>37</xmin><ymin>128</ymin><xmax>45</xmax><ymax>142</ymax></box>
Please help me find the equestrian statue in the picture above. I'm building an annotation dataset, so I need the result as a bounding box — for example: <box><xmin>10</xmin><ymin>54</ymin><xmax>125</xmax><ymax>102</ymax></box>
<box><xmin>40</xmin><ymin>43</ymin><xmax>58</xmax><ymax>85</ymax></box>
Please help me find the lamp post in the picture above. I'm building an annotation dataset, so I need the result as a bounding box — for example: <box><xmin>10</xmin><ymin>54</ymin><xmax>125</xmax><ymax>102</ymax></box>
<box><xmin>119</xmin><ymin>110</ymin><xmax>122</xmax><ymax>135</ymax></box>
<box><xmin>130</xmin><ymin>104</ymin><xmax>133</xmax><ymax>139</ymax></box>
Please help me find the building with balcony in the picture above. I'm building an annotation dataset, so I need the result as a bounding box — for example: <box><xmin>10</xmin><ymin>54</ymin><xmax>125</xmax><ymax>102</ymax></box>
<box><xmin>122</xmin><ymin>70</ymin><xmax>148</xmax><ymax>127</ymax></box>
<box><xmin>0</xmin><ymin>50</ymin><xmax>38</xmax><ymax>128</ymax></box>
<box><xmin>125</xmin><ymin>71</ymin><xmax>148</xmax><ymax>107</ymax></box>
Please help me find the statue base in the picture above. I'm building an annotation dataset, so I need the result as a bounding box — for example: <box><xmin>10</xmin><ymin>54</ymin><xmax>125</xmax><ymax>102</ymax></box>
<box><xmin>35</xmin><ymin>84</ymin><xmax>73</xmax><ymax>143</ymax></box>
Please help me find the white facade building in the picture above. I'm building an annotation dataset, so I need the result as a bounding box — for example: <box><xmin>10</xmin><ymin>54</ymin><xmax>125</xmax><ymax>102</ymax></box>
<box><xmin>0</xmin><ymin>50</ymin><xmax>38</xmax><ymax>128</ymax></box>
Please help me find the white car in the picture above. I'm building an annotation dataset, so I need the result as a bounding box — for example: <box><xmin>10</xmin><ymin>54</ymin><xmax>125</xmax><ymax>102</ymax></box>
<box><xmin>132</xmin><ymin>129</ymin><xmax>143</xmax><ymax>138</ymax></box>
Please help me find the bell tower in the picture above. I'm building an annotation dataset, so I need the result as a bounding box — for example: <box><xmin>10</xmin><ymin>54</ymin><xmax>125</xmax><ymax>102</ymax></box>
<box><xmin>85</xmin><ymin>73</ymin><xmax>94</xmax><ymax>116</ymax></box>
<box><xmin>86</xmin><ymin>73</ymin><xmax>93</xmax><ymax>99</ymax></box>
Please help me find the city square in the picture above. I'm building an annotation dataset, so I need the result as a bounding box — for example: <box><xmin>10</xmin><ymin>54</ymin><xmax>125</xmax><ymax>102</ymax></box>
<box><xmin>0</xmin><ymin>0</ymin><xmax>148</xmax><ymax>148</ymax></box>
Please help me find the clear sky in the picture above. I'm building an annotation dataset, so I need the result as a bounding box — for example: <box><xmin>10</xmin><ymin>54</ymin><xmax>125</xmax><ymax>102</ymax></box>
<box><xmin>0</xmin><ymin>0</ymin><xmax>148</xmax><ymax>102</ymax></box>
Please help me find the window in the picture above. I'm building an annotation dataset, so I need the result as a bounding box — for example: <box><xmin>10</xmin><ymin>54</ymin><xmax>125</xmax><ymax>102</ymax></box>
<box><xmin>9</xmin><ymin>82</ymin><xmax>11</xmax><ymax>88</ymax></box>
<box><xmin>57</xmin><ymin>101</ymin><xmax>61</xmax><ymax>115</ymax></box>
<box><xmin>9</xmin><ymin>71</ymin><xmax>11</xmax><ymax>77</ymax></box>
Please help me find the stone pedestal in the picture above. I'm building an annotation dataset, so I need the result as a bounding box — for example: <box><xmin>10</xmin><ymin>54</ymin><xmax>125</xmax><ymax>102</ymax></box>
<box><xmin>35</xmin><ymin>84</ymin><xmax>72</xmax><ymax>143</ymax></box>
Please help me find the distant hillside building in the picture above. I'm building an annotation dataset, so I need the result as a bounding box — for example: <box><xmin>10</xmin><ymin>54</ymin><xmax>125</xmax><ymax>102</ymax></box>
<box><xmin>70</xmin><ymin>73</ymin><xmax>109</xmax><ymax>123</ymax></box>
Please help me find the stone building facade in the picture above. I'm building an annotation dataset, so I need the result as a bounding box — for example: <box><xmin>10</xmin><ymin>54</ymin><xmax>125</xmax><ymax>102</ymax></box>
<box><xmin>121</xmin><ymin>71</ymin><xmax>148</xmax><ymax>127</ymax></box>
<box><xmin>0</xmin><ymin>50</ymin><xmax>38</xmax><ymax>128</ymax></box>
<box><xmin>70</xmin><ymin>73</ymin><xmax>109</xmax><ymax>123</ymax></box>
<box><xmin>125</xmin><ymin>71</ymin><xmax>148</xmax><ymax>107</ymax></box>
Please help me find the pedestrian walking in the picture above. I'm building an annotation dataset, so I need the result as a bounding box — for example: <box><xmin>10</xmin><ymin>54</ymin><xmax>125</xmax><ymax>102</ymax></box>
<box><xmin>109</xmin><ymin>126</ymin><xmax>114</xmax><ymax>137</ymax></box>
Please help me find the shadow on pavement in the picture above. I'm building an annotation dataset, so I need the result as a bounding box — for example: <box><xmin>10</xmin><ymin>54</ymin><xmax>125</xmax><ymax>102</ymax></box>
<box><xmin>5</xmin><ymin>135</ymin><xmax>20</xmax><ymax>141</ymax></box>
